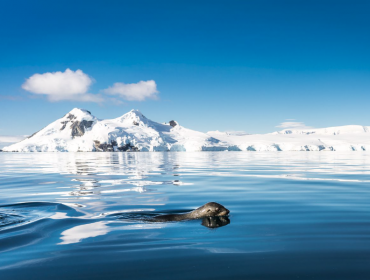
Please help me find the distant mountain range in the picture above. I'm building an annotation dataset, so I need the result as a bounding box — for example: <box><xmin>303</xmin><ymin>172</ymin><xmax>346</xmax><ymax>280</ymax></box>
<box><xmin>3</xmin><ymin>108</ymin><xmax>370</xmax><ymax>152</ymax></box>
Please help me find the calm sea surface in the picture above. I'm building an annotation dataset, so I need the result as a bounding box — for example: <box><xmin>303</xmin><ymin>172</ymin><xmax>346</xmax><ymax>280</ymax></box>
<box><xmin>1</xmin><ymin>152</ymin><xmax>370</xmax><ymax>279</ymax></box>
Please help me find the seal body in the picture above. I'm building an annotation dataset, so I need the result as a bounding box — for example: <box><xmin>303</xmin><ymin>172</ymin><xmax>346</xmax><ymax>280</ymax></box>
<box><xmin>153</xmin><ymin>202</ymin><xmax>229</xmax><ymax>222</ymax></box>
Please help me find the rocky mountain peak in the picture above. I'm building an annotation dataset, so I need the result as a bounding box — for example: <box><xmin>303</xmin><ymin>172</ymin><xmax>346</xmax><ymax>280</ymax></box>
<box><xmin>169</xmin><ymin>120</ymin><xmax>178</xmax><ymax>127</ymax></box>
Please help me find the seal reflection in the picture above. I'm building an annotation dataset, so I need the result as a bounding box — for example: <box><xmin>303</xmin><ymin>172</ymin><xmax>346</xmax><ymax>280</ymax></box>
<box><xmin>201</xmin><ymin>216</ymin><xmax>230</xmax><ymax>228</ymax></box>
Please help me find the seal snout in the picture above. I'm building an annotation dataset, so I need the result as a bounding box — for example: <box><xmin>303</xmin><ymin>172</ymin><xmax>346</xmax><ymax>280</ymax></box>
<box><xmin>219</xmin><ymin>208</ymin><xmax>230</xmax><ymax>216</ymax></box>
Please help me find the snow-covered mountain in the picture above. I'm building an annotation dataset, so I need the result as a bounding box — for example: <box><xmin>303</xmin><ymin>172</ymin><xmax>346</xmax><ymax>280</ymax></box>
<box><xmin>3</xmin><ymin>108</ymin><xmax>370</xmax><ymax>152</ymax></box>
<box><xmin>207</xmin><ymin>126</ymin><xmax>370</xmax><ymax>151</ymax></box>
<box><xmin>273</xmin><ymin>125</ymin><xmax>370</xmax><ymax>135</ymax></box>
<box><xmin>3</xmin><ymin>108</ymin><xmax>227</xmax><ymax>152</ymax></box>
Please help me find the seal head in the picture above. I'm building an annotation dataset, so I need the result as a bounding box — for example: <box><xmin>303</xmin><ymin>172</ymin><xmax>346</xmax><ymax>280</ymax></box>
<box><xmin>189</xmin><ymin>202</ymin><xmax>230</xmax><ymax>219</ymax></box>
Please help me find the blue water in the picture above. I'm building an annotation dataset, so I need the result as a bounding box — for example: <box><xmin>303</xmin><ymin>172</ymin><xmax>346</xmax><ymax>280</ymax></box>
<box><xmin>1</xmin><ymin>152</ymin><xmax>370</xmax><ymax>279</ymax></box>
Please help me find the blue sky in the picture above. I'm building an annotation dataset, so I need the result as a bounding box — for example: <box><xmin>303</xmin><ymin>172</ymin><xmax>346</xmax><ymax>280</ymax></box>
<box><xmin>0</xmin><ymin>0</ymin><xmax>369</xmax><ymax>140</ymax></box>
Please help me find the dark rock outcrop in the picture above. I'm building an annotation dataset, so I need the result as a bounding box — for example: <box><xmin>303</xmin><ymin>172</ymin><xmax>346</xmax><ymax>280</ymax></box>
<box><xmin>169</xmin><ymin>120</ymin><xmax>177</xmax><ymax>127</ymax></box>
<box><xmin>117</xmin><ymin>143</ymin><xmax>139</xmax><ymax>152</ymax></box>
<box><xmin>70</xmin><ymin>120</ymin><xmax>94</xmax><ymax>137</ymax></box>
<box><xmin>27</xmin><ymin>130</ymin><xmax>41</xmax><ymax>139</ymax></box>
<box><xmin>93</xmin><ymin>140</ymin><xmax>139</xmax><ymax>152</ymax></box>
<box><xmin>93</xmin><ymin>140</ymin><xmax>114</xmax><ymax>152</ymax></box>
<box><xmin>67</xmin><ymin>114</ymin><xmax>77</xmax><ymax>120</ymax></box>
<box><xmin>60</xmin><ymin>121</ymin><xmax>68</xmax><ymax>131</ymax></box>
<box><xmin>60</xmin><ymin>113</ymin><xmax>94</xmax><ymax>136</ymax></box>
<box><xmin>111</xmin><ymin>140</ymin><xmax>118</xmax><ymax>146</ymax></box>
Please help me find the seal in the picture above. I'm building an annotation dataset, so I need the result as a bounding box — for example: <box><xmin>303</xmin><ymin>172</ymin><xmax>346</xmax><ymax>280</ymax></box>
<box><xmin>152</xmin><ymin>202</ymin><xmax>229</xmax><ymax>222</ymax></box>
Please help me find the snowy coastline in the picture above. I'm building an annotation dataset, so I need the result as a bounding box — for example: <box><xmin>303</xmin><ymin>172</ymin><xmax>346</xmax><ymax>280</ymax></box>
<box><xmin>3</xmin><ymin>108</ymin><xmax>370</xmax><ymax>152</ymax></box>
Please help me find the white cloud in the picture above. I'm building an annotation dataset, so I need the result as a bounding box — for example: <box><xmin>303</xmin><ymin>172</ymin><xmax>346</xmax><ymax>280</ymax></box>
<box><xmin>225</xmin><ymin>131</ymin><xmax>249</xmax><ymax>136</ymax></box>
<box><xmin>22</xmin><ymin>69</ymin><xmax>102</xmax><ymax>102</ymax></box>
<box><xmin>276</xmin><ymin>121</ymin><xmax>312</xmax><ymax>130</ymax></box>
<box><xmin>103</xmin><ymin>80</ymin><xmax>158</xmax><ymax>101</ymax></box>
<box><xmin>0</xmin><ymin>135</ymin><xmax>27</xmax><ymax>149</ymax></box>
<box><xmin>0</xmin><ymin>135</ymin><xmax>26</xmax><ymax>143</ymax></box>
<box><xmin>21</xmin><ymin>69</ymin><xmax>158</xmax><ymax>103</ymax></box>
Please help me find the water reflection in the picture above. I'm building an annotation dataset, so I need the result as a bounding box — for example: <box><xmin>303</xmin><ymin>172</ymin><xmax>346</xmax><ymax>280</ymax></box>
<box><xmin>2</xmin><ymin>152</ymin><xmax>370</xmax><ymax>181</ymax></box>
<box><xmin>201</xmin><ymin>216</ymin><xmax>230</xmax><ymax>228</ymax></box>
<box><xmin>58</xmin><ymin>220</ymin><xmax>169</xmax><ymax>245</ymax></box>
<box><xmin>59</xmin><ymin>221</ymin><xmax>109</xmax><ymax>245</ymax></box>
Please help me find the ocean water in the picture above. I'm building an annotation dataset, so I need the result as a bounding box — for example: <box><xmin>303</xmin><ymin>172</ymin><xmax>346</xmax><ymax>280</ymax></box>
<box><xmin>1</xmin><ymin>152</ymin><xmax>370</xmax><ymax>280</ymax></box>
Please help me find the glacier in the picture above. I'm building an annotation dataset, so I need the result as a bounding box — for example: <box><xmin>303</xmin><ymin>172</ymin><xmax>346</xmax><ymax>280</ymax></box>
<box><xmin>3</xmin><ymin>108</ymin><xmax>370</xmax><ymax>152</ymax></box>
